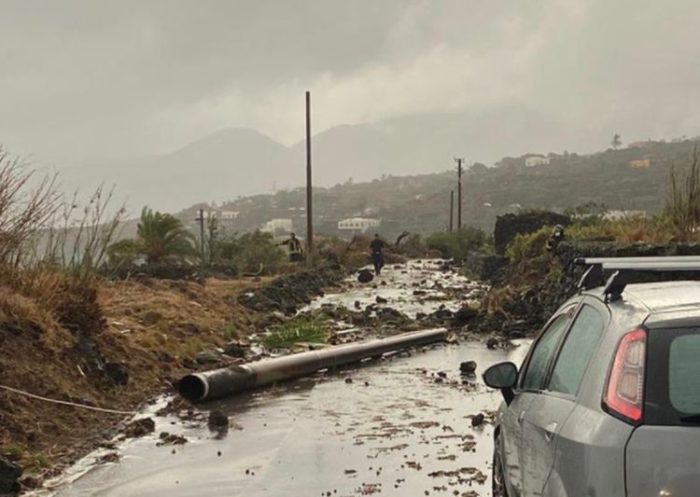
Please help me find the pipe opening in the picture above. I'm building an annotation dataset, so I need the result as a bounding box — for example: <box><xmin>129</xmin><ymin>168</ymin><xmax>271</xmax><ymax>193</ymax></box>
<box><xmin>178</xmin><ymin>374</ymin><xmax>207</xmax><ymax>402</ymax></box>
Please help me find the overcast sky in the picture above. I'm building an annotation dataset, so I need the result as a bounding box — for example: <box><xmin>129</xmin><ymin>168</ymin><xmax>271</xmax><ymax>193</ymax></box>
<box><xmin>1</xmin><ymin>0</ymin><xmax>700</xmax><ymax>165</ymax></box>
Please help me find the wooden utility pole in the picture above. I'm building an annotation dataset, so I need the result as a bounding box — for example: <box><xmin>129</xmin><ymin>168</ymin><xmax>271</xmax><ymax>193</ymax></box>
<box><xmin>449</xmin><ymin>190</ymin><xmax>454</xmax><ymax>232</ymax></box>
<box><xmin>195</xmin><ymin>208</ymin><xmax>206</xmax><ymax>269</ymax></box>
<box><xmin>454</xmin><ymin>158</ymin><xmax>464</xmax><ymax>229</ymax></box>
<box><xmin>305</xmin><ymin>91</ymin><xmax>313</xmax><ymax>259</ymax></box>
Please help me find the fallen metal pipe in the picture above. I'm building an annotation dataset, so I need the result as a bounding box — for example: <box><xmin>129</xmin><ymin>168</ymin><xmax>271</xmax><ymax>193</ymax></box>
<box><xmin>178</xmin><ymin>328</ymin><xmax>448</xmax><ymax>402</ymax></box>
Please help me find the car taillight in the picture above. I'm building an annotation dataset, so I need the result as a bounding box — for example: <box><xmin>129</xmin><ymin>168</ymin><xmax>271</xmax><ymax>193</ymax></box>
<box><xmin>604</xmin><ymin>328</ymin><xmax>646</xmax><ymax>424</ymax></box>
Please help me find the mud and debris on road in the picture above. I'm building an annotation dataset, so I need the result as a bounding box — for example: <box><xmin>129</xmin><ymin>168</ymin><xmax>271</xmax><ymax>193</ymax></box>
<box><xmin>39</xmin><ymin>260</ymin><xmax>528</xmax><ymax>497</ymax></box>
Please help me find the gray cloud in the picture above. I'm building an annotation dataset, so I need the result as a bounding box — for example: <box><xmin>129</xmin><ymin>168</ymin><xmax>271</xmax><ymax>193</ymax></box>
<box><xmin>1</xmin><ymin>0</ymin><xmax>699</xmax><ymax>165</ymax></box>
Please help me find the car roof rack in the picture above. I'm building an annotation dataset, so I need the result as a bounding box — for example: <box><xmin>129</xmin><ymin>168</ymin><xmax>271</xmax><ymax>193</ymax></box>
<box><xmin>575</xmin><ymin>256</ymin><xmax>700</xmax><ymax>302</ymax></box>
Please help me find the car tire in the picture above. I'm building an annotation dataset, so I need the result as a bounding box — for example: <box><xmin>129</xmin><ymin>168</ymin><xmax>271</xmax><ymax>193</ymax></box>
<box><xmin>492</xmin><ymin>439</ymin><xmax>509</xmax><ymax>497</ymax></box>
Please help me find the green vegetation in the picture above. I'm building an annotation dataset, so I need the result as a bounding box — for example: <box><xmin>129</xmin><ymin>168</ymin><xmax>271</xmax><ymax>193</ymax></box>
<box><xmin>262</xmin><ymin>317</ymin><xmax>326</xmax><ymax>349</ymax></box>
<box><xmin>425</xmin><ymin>227</ymin><xmax>491</xmax><ymax>261</ymax></box>
<box><xmin>214</xmin><ymin>230</ymin><xmax>286</xmax><ymax>275</ymax></box>
<box><xmin>135</xmin><ymin>207</ymin><xmax>196</xmax><ymax>264</ymax></box>
<box><xmin>666</xmin><ymin>148</ymin><xmax>700</xmax><ymax>240</ymax></box>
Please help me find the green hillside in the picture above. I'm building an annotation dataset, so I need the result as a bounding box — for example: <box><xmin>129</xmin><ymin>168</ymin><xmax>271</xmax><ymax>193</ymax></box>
<box><xmin>178</xmin><ymin>138</ymin><xmax>698</xmax><ymax>239</ymax></box>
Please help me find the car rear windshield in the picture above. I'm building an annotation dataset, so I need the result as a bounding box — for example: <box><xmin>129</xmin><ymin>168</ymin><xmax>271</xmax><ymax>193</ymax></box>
<box><xmin>646</xmin><ymin>328</ymin><xmax>700</xmax><ymax>426</ymax></box>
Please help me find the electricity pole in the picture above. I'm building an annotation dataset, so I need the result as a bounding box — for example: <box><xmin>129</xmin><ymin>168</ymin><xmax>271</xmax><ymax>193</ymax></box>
<box><xmin>305</xmin><ymin>91</ymin><xmax>313</xmax><ymax>260</ymax></box>
<box><xmin>454</xmin><ymin>158</ymin><xmax>464</xmax><ymax>230</ymax></box>
<box><xmin>195</xmin><ymin>208</ymin><xmax>205</xmax><ymax>269</ymax></box>
<box><xmin>449</xmin><ymin>190</ymin><xmax>454</xmax><ymax>232</ymax></box>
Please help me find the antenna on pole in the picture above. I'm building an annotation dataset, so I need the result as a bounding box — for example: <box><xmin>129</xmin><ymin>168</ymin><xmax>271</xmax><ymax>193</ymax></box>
<box><xmin>454</xmin><ymin>158</ymin><xmax>464</xmax><ymax>230</ymax></box>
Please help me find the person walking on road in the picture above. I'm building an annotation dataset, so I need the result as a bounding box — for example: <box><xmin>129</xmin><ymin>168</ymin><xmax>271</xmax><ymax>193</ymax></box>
<box><xmin>369</xmin><ymin>234</ymin><xmax>385</xmax><ymax>276</ymax></box>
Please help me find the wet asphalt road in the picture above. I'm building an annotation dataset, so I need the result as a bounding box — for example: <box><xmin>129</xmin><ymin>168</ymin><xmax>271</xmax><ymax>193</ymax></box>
<box><xmin>47</xmin><ymin>262</ymin><xmax>529</xmax><ymax>497</ymax></box>
<box><xmin>52</xmin><ymin>342</ymin><xmax>527</xmax><ymax>497</ymax></box>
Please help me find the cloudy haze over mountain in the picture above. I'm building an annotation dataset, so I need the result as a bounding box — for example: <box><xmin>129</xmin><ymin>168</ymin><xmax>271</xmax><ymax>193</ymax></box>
<box><xmin>2</xmin><ymin>0</ymin><xmax>700</xmax><ymax>211</ymax></box>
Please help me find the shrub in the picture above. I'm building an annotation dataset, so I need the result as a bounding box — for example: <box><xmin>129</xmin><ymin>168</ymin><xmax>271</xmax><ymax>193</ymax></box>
<box><xmin>425</xmin><ymin>227</ymin><xmax>489</xmax><ymax>261</ymax></box>
<box><xmin>398</xmin><ymin>233</ymin><xmax>426</xmax><ymax>258</ymax></box>
<box><xmin>215</xmin><ymin>231</ymin><xmax>286</xmax><ymax>275</ymax></box>
<box><xmin>666</xmin><ymin>148</ymin><xmax>700</xmax><ymax>240</ymax></box>
<box><xmin>505</xmin><ymin>226</ymin><xmax>551</xmax><ymax>264</ymax></box>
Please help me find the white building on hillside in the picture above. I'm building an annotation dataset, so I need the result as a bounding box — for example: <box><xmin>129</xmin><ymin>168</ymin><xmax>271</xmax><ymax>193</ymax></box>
<box><xmin>261</xmin><ymin>218</ymin><xmax>293</xmax><ymax>234</ymax></box>
<box><xmin>525</xmin><ymin>155</ymin><xmax>550</xmax><ymax>167</ymax></box>
<box><xmin>338</xmin><ymin>217</ymin><xmax>381</xmax><ymax>234</ymax></box>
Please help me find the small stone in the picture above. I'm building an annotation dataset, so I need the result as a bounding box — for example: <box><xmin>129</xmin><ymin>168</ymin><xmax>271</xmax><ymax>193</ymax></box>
<box><xmin>459</xmin><ymin>361</ymin><xmax>477</xmax><ymax>375</ymax></box>
<box><xmin>223</xmin><ymin>342</ymin><xmax>247</xmax><ymax>358</ymax></box>
<box><xmin>357</xmin><ymin>269</ymin><xmax>374</xmax><ymax>283</ymax></box>
<box><xmin>0</xmin><ymin>457</ymin><xmax>22</xmax><ymax>494</ymax></box>
<box><xmin>486</xmin><ymin>337</ymin><xmax>499</xmax><ymax>349</ymax></box>
<box><xmin>344</xmin><ymin>378</ymin><xmax>353</xmax><ymax>384</ymax></box>
<box><xmin>124</xmin><ymin>417</ymin><xmax>155</xmax><ymax>438</ymax></box>
<box><xmin>104</xmin><ymin>362</ymin><xmax>129</xmax><ymax>386</ymax></box>
<box><xmin>471</xmin><ymin>413</ymin><xmax>485</xmax><ymax>427</ymax></box>
<box><xmin>375</xmin><ymin>296</ymin><xmax>388</xmax><ymax>304</ymax></box>
<box><xmin>208</xmin><ymin>410</ymin><xmax>229</xmax><ymax>428</ymax></box>
<box><xmin>195</xmin><ymin>349</ymin><xmax>222</xmax><ymax>364</ymax></box>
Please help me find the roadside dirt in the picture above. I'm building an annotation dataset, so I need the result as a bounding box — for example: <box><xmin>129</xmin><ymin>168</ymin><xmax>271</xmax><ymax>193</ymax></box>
<box><xmin>0</xmin><ymin>275</ymin><xmax>269</xmax><ymax>486</ymax></box>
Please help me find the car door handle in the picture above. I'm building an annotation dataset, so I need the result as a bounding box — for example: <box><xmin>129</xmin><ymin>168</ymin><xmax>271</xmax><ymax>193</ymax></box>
<box><xmin>544</xmin><ymin>422</ymin><xmax>557</xmax><ymax>443</ymax></box>
<box><xmin>518</xmin><ymin>410</ymin><xmax>526</xmax><ymax>425</ymax></box>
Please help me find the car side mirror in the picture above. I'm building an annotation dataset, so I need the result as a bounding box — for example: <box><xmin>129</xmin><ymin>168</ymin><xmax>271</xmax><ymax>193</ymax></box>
<box><xmin>483</xmin><ymin>362</ymin><xmax>518</xmax><ymax>405</ymax></box>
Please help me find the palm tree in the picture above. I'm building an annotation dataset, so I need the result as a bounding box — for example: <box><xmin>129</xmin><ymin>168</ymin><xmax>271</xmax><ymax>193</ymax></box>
<box><xmin>136</xmin><ymin>207</ymin><xmax>196</xmax><ymax>264</ymax></box>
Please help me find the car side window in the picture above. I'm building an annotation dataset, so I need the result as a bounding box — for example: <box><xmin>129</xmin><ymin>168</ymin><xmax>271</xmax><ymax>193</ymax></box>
<box><xmin>548</xmin><ymin>305</ymin><xmax>605</xmax><ymax>396</ymax></box>
<box><xmin>521</xmin><ymin>314</ymin><xmax>571</xmax><ymax>391</ymax></box>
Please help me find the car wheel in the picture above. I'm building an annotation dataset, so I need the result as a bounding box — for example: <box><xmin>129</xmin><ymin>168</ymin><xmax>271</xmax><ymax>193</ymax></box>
<box><xmin>492</xmin><ymin>441</ymin><xmax>508</xmax><ymax>497</ymax></box>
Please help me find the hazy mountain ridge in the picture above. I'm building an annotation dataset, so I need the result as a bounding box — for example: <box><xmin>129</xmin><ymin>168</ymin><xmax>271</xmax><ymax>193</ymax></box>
<box><xmin>56</xmin><ymin>107</ymin><xmax>696</xmax><ymax>216</ymax></box>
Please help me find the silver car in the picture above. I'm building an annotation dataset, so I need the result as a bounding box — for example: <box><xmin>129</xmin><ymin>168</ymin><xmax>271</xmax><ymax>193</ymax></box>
<box><xmin>484</xmin><ymin>257</ymin><xmax>700</xmax><ymax>497</ymax></box>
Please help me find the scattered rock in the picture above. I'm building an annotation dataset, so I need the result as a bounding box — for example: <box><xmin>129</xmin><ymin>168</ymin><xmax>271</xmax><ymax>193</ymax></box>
<box><xmin>195</xmin><ymin>349</ymin><xmax>222</xmax><ymax>364</ymax></box>
<box><xmin>344</xmin><ymin>378</ymin><xmax>353</xmax><ymax>384</ymax></box>
<box><xmin>18</xmin><ymin>475</ymin><xmax>40</xmax><ymax>491</ymax></box>
<box><xmin>358</xmin><ymin>269</ymin><xmax>374</xmax><ymax>283</ymax></box>
<box><xmin>96</xmin><ymin>452</ymin><xmax>120</xmax><ymax>464</ymax></box>
<box><xmin>157</xmin><ymin>432</ymin><xmax>188</xmax><ymax>446</ymax></box>
<box><xmin>437</xmin><ymin>371</ymin><xmax>447</xmax><ymax>379</ymax></box>
<box><xmin>0</xmin><ymin>456</ymin><xmax>21</xmax><ymax>494</ymax></box>
<box><xmin>470</xmin><ymin>413</ymin><xmax>485</xmax><ymax>427</ymax></box>
<box><xmin>375</xmin><ymin>296</ymin><xmax>388</xmax><ymax>304</ymax></box>
<box><xmin>124</xmin><ymin>417</ymin><xmax>155</xmax><ymax>438</ymax></box>
<box><xmin>223</xmin><ymin>341</ymin><xmax>247</xmax><ymax>358</ymax></box>
<box><xmin>354</xmin><ymin>300</ymin><xmax>362</xmax><ymax>309</ymax></box>
<box><xmin>104</xmin><ymin>362</ymin><xmax>129</xmax><ymax>386</ymax></box>
<box><xmin>486</xmin><ymin>337</ymin><xmax>499</xmax><ymax>349</ymax></box>
<box><xmin>208</xmin><ymin>410</ymin><xmax>229</xmax><ymax>428</ymax></box>
<box><xmin>459</xmin><ymin>361</ymin><xmax>477</xmax><ymax>375</ymax></box>
<box><xmin>452</xmin><ymin>305</ymin><xmax>478</xmax><ymax>325</ymax></box>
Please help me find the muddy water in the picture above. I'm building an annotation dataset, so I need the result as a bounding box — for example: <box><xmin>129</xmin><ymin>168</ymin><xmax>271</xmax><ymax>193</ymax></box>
<box><xmin>48</xmin><ymin>261</ymin><xmax>529</xmax><ymax>497</ymax></box>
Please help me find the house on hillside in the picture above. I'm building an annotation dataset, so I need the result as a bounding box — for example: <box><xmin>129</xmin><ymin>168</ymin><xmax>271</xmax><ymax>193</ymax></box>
<box><xmin>628</xmin><ymin>159</ymin><xmax>651</xmax><ymax>169</ymax></box>
<box><xmin>261</xmin><ymin>218</ymin><xmax>293</xmax><ymax>234</ymax></box>
<box><xmin>338</xmin><ymin>217</ymin><xmax>381</xmax><ymax>234</ymax></box>
<box><xmin>525</xmin><ymin>155</ymin><xmax>550</xmax><ymax>167</ymax></box>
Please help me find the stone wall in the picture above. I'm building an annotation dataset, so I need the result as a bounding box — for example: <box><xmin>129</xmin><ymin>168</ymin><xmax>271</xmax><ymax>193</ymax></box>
<box><xmin>494</xmin><ymin>211</ymin><xmax>570</xmax><ymax>255</ymax></box>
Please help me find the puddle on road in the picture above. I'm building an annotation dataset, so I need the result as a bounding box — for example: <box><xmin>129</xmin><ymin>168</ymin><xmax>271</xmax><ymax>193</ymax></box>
<box><xmin>50</xmin><ymin>342</ymin><xmax>527</xmax><ymax>497</ymax></box>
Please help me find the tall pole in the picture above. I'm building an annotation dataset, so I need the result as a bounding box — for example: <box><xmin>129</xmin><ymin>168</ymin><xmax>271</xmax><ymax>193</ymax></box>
<box><xmin>454</xmin><ymin>158</ymin><xmax>464</xmax><ymax>229</ymax></box>
<box><xmin>449</xmin><ymin>190</ymin><xmax>454</xmax><ymax>232</ymax></box>
<box><xmin>305</xmin><ymin>91</ymin><xmax>313</xmax><ymax>260</ymax></box>
<box><xmin>196</xmin><ymin>208</ymin><xmax>205</xmax><ymax>270</ymax></box>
